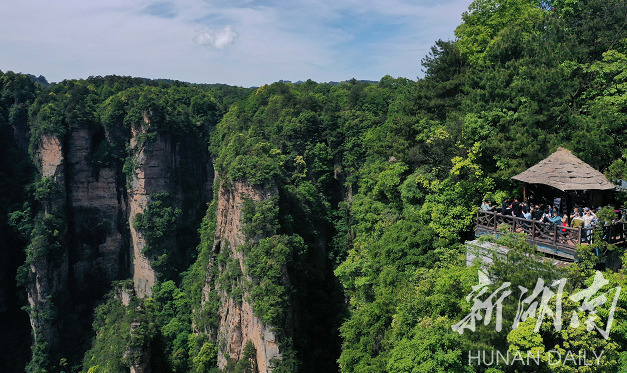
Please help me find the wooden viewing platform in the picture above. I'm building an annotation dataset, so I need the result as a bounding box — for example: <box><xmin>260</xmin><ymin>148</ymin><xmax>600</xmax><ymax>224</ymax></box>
<box><xmin>475</xmin><ymin>210</ymin><xmax>627</xmax><ymax>261</ymax></box>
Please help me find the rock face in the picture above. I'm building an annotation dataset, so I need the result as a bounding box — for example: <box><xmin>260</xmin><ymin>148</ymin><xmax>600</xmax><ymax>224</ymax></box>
<box><xmin>127</xmin><ymin>121</ymin><xmax>172</xmax><ymax>297</ymax></box>
<box><xmin>39</xmin><ymin>135</ymin><xmax>64</xmax><ymax>181</ymax></box>
<box><xmin>25</xmin><ymin>118</ymin><xmax>332</xmax><ymax>371</ymax></box>
<box><xmin>205</xmin><ymin>179</ymin><xmax>283</xmax><ymax>373</ymax></box>
<box><xmin>128</xmin><ymin>321</ymin><xmax>152</xmax><ymax>373</ymax></box>
<box><xmin>26</xmin><ymin>115</ymin><xmax>213</xmax><ymax>364</ymax></box>
<box><xmin>39</xmin><ymin>126</ymin><xmax>128</xmax><ymax>289</ymax></box>
<box><xmin>128</xmin><ymin>113</ymin><xmax>213</xmax><ymax>297</ymax></box>
<box><xmin>27</xmin><ymin>134</ymin><xmax>68</xmax><ymax>349</ymax></box>
<box><xmin>28</xmin><ymin>126</ymin><xmax>129</xmax><ymax>358</ymax></box>
<box><xmin>65</xmin><ymin>123</ymin><xmax>129</xmax><ymax>295</ymax></box>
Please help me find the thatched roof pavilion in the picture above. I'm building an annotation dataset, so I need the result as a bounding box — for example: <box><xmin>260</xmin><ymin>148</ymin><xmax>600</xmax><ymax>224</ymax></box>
<box><xmin>511</xmin><ymin>147</ymin><xmax>615</xmax><ymax>191</ymax></box>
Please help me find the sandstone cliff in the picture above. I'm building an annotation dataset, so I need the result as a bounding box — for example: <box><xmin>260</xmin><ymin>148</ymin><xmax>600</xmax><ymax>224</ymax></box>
<box><xmin>128</xmin><ymin>112</ymin><xmax>213</xmax><ymax>297</ymax></box>
<box><xmin>203</xmin><ymin>179</ymin><xmax>283</xmax><ymax>373</ymax></box>
<box><xmin>127</xmin><ymin>117</ymin><xmax>169</xmax><ymax>298</ymax></box>
<box><xmin>26</xmin><ymin>113</ymin><xmax>212</xmax><ymax>366</ymax></box>
<box><xmin>27</xmin><ymin>134</ymin><xmax>68</xmax><ymax>351</ymax></box>
<box><xmin>26</xmin><ymin>124</ymin><xmax>129</xmax><ymax>361</ymax></box>
<box><xmin>65</xmin><ymin>123</ymin><xmax>129</xmax><ymax>296</ymax></box>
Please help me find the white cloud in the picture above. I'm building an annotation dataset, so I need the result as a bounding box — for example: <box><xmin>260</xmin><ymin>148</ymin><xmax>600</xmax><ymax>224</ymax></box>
<box><xmin>193</xmin><ymin>26</ymin><xmax>238</xmax><ymax>49</ymax></box>
<box><xmin>0</xmin><ymin>0</ymin><xmax>474</xmax><ymax>86</ymax></box>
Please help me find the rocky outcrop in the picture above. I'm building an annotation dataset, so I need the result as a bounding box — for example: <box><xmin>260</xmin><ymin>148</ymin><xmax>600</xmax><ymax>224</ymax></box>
<box><xmin>26</xmin><ymin>126</ymin><xmax>129</xmax><ymax>359</ymax></box>
<box><xmin>25</xmin><ymin>114</ymin><xmax>212</xmax><ymax>366</ymax></box>
<box><xmin>27</xmin><ymin>134</ymin><xmax>68</xmax><ymax>350</ymax></box>
<box><xmin>39</xmin><ymin>135</ymin><xmax>64</xmax><ymax>180</ymax></box>
<box><xmin>26</xmin><ymin>255</ymin><xmax>68</xmax><ymax>348</ymax></box>
<box><xmin>218</xmin><ymin>296</ymin><xmax>281</xmax><ymax>372</ymax></box>
<box><xmin>36</xmin><ymin>127</ymin><xmax>128</xmax><ymax>294</ymax></box>
<box><xmin>204</xmin><ymin>179</ymin><xmax>283</xmax><ymax>373</ymax></box>
<box><xmin>66</xmin><ymin>123</ymin><xmax>129</xmax><ymax>292</ymax></box>
<box><xmin>127</xmin><ymin>122</ymin><xmax>169</xmax><ymax>297</ymax></box>
<box><xmin>128</xmin><ymin>321</ymin><xmax>152</xmax><ymax>373</ymax></box>
<box><xmin>128</xmin><ymin>113</ymin><xmax>212</xmax><ymax>297</ymax></box>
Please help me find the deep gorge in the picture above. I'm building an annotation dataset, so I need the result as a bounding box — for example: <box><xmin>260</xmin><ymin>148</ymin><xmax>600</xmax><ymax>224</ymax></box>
<box><xmin>1</xmin><ymin>1</ymin><xmax>626</xmax><ymax>371</ymax></box>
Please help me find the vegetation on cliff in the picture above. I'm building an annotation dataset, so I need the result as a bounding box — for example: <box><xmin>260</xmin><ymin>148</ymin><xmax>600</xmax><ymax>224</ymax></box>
<box><xmin>1</xmin><ymin>0</ymin><xmax>627</xmax><ymax>372</ymax></box>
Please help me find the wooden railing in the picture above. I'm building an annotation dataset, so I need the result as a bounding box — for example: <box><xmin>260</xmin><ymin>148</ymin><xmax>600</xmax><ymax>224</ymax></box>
<box><xmin>475</xmin><ymin>210</ymin><xmax>627</xmax><ymax>257</ymax></box>
<box><xmin>601</xmin><ymin>222</ymin><xmax>627</xmax><ymax>245</ymax></box>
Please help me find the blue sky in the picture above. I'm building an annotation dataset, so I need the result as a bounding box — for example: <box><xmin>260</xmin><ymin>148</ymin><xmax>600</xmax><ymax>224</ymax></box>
<box><xmin>0</xmin><ymin>0</ymin><xmax>473</xmax><ymax>87</ymax></box>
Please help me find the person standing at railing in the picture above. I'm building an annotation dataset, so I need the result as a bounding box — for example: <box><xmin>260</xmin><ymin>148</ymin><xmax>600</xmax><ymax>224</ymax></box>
<box><xmin>501</xmin><ymin>198</ymin><xmax>510</xmax><ymax>214</ymax></box>
<box><xmin>481</xmin><ymin>199</ymin><xmax>492</xmax><ymax>211</ymax></box>
<box><xmin>570</xmin><ymin>207</ymin><xmax>580</xmax><ymax>223</ymax></box>
<box><xmin>521</xmin><ymin>201</ymin><xmax>530</xmax><ymax>217</ymax></box>
<box><xmin>571</xmin><ymin>212</ymin><xmax>584</xmax><ymax>228</ymax></box>
<box><xmin>512</xmin><ymin>197</ymin><xmax>521</xmax><ymax>217</ymax></box>
<box><xmin>547</xmin><ymin>204</ymin><xmax>556</xmax><ymax>218</ymax></box>
<box><xmin>583</xmin><ymin>207</ymin><xmax>596</xmax><ymax>243</ymax></box>
<box><xmin>583</xmin><ymin>207</ymin><xmax>597</xmax><ymax>226</ymax></box>
<box><xmin>561</xmin><ymin>214</ymin><xmax>568</xmax><ymax>232</ymax></box>
<box><xmin>614</xmin><ymin>210</ymin><xmax>622</xmax><ymax>224</ymax></box>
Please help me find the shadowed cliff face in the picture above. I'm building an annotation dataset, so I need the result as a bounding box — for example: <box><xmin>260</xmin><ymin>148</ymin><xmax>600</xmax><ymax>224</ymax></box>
<box><xmin>128</xmin><ymin>112</ymin><xmax>214</xmax><ymax>297</ymax></box>
<box><xmin>27</xmin><ymin>126</ymin><xmax>130</xmax><ymax>364</ymax></box>
<box><xmin>25</xmin><ymin>113</ymin><xmax>213</xmax><ymax>368</ymax></box>
<box><xmin>0</xmin><ymin>117</ymin><xmax>35</xmax><ymax>372</ymax></box>
<box><xmin>66</xmin><ymin>124</ymin><xmax>128</xmax><ymax>289</ymax></box>
<box><xmin>28</xmin><ymin>134</ymin><xmax>68</xmax><ymax>355</ymax></box>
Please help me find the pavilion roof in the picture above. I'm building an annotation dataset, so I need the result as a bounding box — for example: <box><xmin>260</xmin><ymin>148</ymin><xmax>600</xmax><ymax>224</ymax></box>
<box><xmin>511</xmin><ymin>147</ymin><xmax>615</xmax><ymax>191</ymax></box>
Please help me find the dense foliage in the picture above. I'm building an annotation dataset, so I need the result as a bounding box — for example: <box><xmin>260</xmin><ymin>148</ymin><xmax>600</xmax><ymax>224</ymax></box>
<box><xmin>2</xmin><ymin>0</ymin><xmax>627</xmax><ymax>372</ymax></box>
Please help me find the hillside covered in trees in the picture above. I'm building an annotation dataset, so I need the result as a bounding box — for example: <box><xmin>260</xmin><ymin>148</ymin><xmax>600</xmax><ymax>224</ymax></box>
<box><xmin>1</xmin><ymin>0</ymin><xmax>626</xmax><ymax>372</ymax></box>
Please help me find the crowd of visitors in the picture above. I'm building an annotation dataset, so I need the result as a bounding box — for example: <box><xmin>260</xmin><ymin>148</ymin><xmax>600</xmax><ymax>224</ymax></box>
<box><xmin>479</xmin><ymin>196</ymin><xmax>626</xmax><ymax>246</ymax></box>
<box><xmin>480</xmin><ymin>197</ymin><xmax>626</xmax><ymax>232</ymax></box>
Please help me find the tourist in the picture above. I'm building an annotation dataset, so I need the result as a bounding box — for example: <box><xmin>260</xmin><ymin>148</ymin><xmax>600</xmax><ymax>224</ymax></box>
<box><xmin>480</xmin><ymin>199</ymin><xmax>492</xmax><ymax>211</ymax></box>
<box><xmin>584</xmin><ymin>208</ymin><xmax>597</xmax><ymax>226</ymax></box>
<box><xmin>501</xmin><ymin>198</ymin><xmax>510</xmax><ymax>214</ymax></box>
<box><xmin>614</xmin><ymin>210</ymin><xmax>621</xmax><ymax>224</ymax></box>
<box><xmin>512</xmin><ymin>197</ymin><xmax>521</xmax><ymax>217</ymax></box>
<box><xmin>583</xmin><ymin>207</ymin><xmax>596</xmax><ymax>242</ymax></box>
<box><xmin>571</xmin><ymin>212</ymin><xmax>584</xmax><ymax>228</ymax></box>
<box><xmin>521</xmin><ymin>202</ymin><xmax>529</xmax><ymax>216</ymax></box>
<box><xmin>503</xmin><ymin>203</ymin><xmax>513</xmax><ymax>216</ymax></box>
<box><xmin>570</xmin><ymin>207</ymin><xmax>580</xmax><ymax>221</ymax></box>
<box><xmin>549</xmin><ymin>210</ymin><xmax>562</xmax><ymax>224</ymax></box>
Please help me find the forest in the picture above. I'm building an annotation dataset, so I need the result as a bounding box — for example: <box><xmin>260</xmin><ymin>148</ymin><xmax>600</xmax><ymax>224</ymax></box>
<box><xmin>0</xmin><ymin>0</ymin><xmax>626</xmax><ymax>372</ymax></box>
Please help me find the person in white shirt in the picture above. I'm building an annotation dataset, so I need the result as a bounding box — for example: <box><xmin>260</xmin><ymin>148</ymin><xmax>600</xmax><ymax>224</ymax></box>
<box><xmin>582</xmin><ymin>207</ymin><xmax>596</xmax><ymax>242</ymax></box>
<box><xmin>583</xmin><ymin>207</ymin><xmax>596</xmax><ymax>227</ymax></box>
<box><xmin>480</xmin><ymin>199</ymin><xmax>492</xmax><ymax>211</ymax></box>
